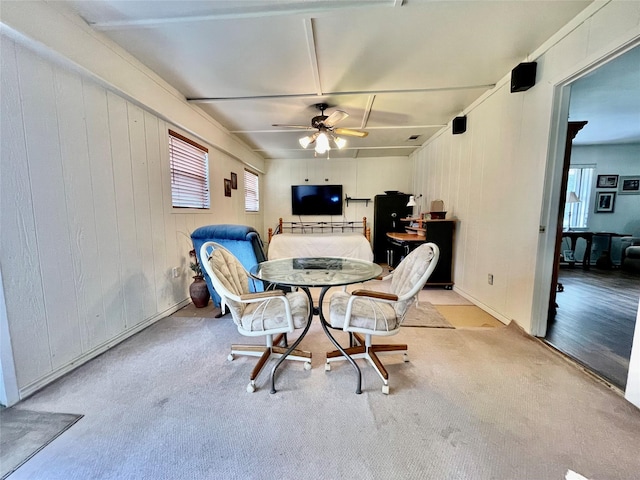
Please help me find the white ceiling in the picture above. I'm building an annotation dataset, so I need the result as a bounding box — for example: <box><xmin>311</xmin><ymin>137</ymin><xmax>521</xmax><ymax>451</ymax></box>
<box><xmin>61</xmin><ymin>0</ymin><xmax>614</xmax><ymax>159</ymax></box>
<box><xmin>569</xmin><ymin>44</ymin><xmax>640</xmax><ymax>146</ymax></box>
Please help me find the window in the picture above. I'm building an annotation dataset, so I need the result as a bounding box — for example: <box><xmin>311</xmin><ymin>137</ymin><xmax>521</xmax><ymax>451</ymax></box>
<box><xmin>564</xmin><ymin>165</ymin><xmax>594</xmax><ymax>229</ymax></box>
<box><xmin>244</xmin><ymin>169</ymin><xmax>259</xmax><ymax>212</ymax></box>
<box><xmin>168</xmin><ymin>129</ymin><xmax>209</xmax><ymax>209</ymax></box>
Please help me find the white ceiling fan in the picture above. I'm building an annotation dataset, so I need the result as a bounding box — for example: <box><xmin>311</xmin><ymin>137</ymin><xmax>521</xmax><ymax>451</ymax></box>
<box><xmin>273</xmin><ymin>103</ymin><xmax>368</xmax><ymax>155</ymax></box>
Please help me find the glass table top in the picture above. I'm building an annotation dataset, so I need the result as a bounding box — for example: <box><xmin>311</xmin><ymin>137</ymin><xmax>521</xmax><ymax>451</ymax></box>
<box><xmin>250</xmin><ymin>257</ymin><xmax>383</xmax><ymax>288</ymax></box>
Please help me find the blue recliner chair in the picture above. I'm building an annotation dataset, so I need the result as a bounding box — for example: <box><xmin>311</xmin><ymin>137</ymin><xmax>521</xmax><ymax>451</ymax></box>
<box><xmin>191</xmin><ymin>224</ymin><xmax>267</xmax><ymax>307</ymax></box>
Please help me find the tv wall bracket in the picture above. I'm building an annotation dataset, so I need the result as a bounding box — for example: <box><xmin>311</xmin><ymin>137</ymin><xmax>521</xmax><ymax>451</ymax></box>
<box><xmin>345</xmin><ymin>195</ymin><xmax>371</xmax><ymax>207</ymax></box>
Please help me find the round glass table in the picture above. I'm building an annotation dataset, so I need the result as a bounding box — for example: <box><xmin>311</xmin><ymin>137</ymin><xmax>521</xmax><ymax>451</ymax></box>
<box><xmin>250</xmin><ymin>257</ymin><xmax>383</xmax><ymax>393</ymax></box>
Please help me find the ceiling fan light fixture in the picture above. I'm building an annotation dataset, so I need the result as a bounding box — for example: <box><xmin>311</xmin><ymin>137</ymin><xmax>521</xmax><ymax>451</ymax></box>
<box><xmin>286</xmin><ymin>105</ymin><xmax>367</xmax><ymax>154</ymax></box>
<box><xmin>315</xmin><ymin>132</ymin><xmax>330</xmax><ymax>154</ymax></box>
<box><xmin>333</xmin><ymin>136</ymin><xmax>347</xmax><ymax>149</ymax></box>
<box><xmin>299</xmin><ymin>135</ymin><xmax>313</xmax><ymax>149</ymax></box>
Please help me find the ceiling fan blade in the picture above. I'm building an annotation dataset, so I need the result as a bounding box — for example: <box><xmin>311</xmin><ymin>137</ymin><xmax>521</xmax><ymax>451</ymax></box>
<box><xmin>272</xmin><ymin>124</ymin><xmax>315</xmax><ymax>130</ymax></box>
<box><xmin>334</xmin><ymin>128</ymin><xmax>368</xmax><ymax>138</ymax></box>
<box><xmin>323</xmin><ymin>110</ymin><xmax>349</xmax><ymax>127</ymax></box>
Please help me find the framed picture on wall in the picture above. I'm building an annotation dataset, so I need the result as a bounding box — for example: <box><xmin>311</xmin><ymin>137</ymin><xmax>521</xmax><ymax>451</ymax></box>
<box><xmin>224</xmin><ymin>178</ymin><xmax>232</xmax><ymax>197</ymax></box>
<box><xmin>595</xmin><ymin>191</ymin><xmax>615</xmax><ymax>213</ymax></box>
<box><xmin>618</xmin><ymin>175</ymin><xmax>640</xmax><ymax>195</ymax></box>
<box><xmin>596</xmin><ymin>174</ymin><xmax>618</xmax><ymax>188</ymax></box>
<box><xmin>231</xmin><ymin>172</ymin><xmax>238</xmax><ymax>189</ymax></box>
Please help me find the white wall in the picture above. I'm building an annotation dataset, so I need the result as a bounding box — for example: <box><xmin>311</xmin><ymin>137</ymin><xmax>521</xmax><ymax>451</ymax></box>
<box><xmin>409</xmin><ymin>1</ymin><xmax>640</xmax><ymax>398</ymax></box>
<box><xmin>0</xmin><ymin>5</ymin><xmax>264</xmax><ymax>404</ymax></box>
<box><xmin>572</xmin><ymin>144</ymin><xmax>640</xmax><ymax>235</ymax></box>
<box><xmin>0</xmin><ymin>0</ymin><xmax>264</xmax><ymax>174</ymax></box>
<box><xmin>410</xmin><ymin>81</ymin><xmax>541</xmax><ymax>326</ymax></box>
<box><xmin>263</xmin><ymin>156</ymin><xmax>411</xmax><ymax>242</ymax></box>
<box><xmin>569</xmin><ymin>144</ymin><xmax>640</xmax><ymax>263</ymax></box>
<box><xmin>410</xmin><ymin>1</ymin><xmax>640</xmax><ymax>331</ymax></box>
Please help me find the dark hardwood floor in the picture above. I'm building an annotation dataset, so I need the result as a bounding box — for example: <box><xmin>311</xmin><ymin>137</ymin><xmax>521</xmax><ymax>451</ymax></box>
<box><xmin>545</xmin><ymin>266</ymin><xmax>640</xmax><ymax>390</ymax></box>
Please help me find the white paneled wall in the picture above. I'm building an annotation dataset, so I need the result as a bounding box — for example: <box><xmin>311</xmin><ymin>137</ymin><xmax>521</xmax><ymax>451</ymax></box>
<box><xmin>410</xmin><ymin>1</ymin><xmax>640</xmax><ymax>334</ymax></box>
<box><xmin>571</xmin><ymin>144</ymin><xmax>640</xmax><ymax>235</ymax></box>
<box><xmin>263</xmin><ymin>156</ymin><xmax>411</xmax><ymax>241</ymax></box>
<box><xmin>0</xmin><ymin>38</ymin><xmax>259</xmax><ymax>402</ymax></box>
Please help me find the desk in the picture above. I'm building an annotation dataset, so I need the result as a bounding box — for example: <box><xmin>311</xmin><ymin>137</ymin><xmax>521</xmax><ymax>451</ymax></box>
<box><xmin>562</xmin><ymin>231</ymin><xmax>594</xmax><ymax>269</ymax></box>
<box><xmin>562</xmin><ymin>231</ymin><xmax>631</xmax><ymax>269</ymax></box>
<box><xmin>386</xmin><ymin>220</ymin><xmax>455</xmax><ymax>288</ymax></box>
<box><xmin>250</xmin><ymin>257</ymin><xmax>382</xmax><ymax>393</ymax></box>
<box><xmin>386</xmin><ymin>232</ymin><xmax>425</xmax><ymax>266</ymax></box>
<box><xmin>594</xmin><ymin>232</ymin><xmax>631</xmax><ymax>268</ymax></box>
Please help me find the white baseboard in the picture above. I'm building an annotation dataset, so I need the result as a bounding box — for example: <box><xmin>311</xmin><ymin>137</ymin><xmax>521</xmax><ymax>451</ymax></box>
<box><xmin>17</xmin><ymin>299</ymin><xmax>191</xmax><ymax>402</ymax></box>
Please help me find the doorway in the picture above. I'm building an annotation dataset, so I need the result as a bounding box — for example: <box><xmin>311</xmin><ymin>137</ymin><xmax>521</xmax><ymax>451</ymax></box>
<box><xmin>543</xmin><ymin>45</ymin><xmax>640</xmax><ymax>390</ymax></box>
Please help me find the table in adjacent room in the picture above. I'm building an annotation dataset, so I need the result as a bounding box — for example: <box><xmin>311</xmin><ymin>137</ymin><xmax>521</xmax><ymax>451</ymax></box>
<box><xmin>250</xmin><ymin>257</ymin><xmax>383</xmax><ymax>393</ymax></box>
<box><xmin>562</xmin><ymin>231</ymin><xmax>631</xmax><ymax>269</ymax></box>
<box><xmin>561</xmin><ymin>231</ymin><xmax>594</xmax><ymax>269</ymax></box>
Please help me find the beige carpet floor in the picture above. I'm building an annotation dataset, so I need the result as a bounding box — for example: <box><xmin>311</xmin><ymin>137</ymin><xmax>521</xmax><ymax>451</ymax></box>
<box><xmin>10</xmin><ymin>310</ymin><xmax>640</xmax><ymax>480</ymax></box>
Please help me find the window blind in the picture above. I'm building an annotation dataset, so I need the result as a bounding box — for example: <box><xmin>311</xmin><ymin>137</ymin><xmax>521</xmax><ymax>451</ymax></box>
<box><xmin>244</xmin><ymin>169</ymin><xmax>259</xmax><ymax>212</ymax></box>
<box><xmin>565</xmin><ymin>165</ymin><xmax>594</xmax><ymax>229</ymax></box>
<box><xmin>169</xmin><ymin>129</ymin><xmax>209</xmax><ymax>209</ymax></box>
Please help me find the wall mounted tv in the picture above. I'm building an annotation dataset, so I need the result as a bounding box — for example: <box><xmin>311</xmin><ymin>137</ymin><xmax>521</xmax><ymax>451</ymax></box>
<box><xmin>291</xmin><ymin>185</ymin><xmax>343</xmax><ymax>215</ymax></box>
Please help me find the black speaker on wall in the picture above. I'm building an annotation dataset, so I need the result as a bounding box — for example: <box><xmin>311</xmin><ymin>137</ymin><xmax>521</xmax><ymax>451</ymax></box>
<box><xmin>511</xmin><ymin>62</ymin><xmax>537</xmax><ymax>92</ymax></box>
<box><xmin>452</xmin><ymin>116</ymin><xmax>467</xmax><ymax>135</ymax></box>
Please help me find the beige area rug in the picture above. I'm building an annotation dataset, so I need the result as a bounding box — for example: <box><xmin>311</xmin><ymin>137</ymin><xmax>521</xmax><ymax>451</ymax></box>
<box><xmin>175</xmin><ymin>288</ymin><xmax>489</xmax><ymax>330</ymax></box>
<box><xmin>354</xmin><ymin>281</ymin><xmax>473</xmax><ymax>306</ymax></box>
<box><xmin>0</xmin><ymin>409</ymin><xmax>83</xmax><ymax>479</ymax></box>
<box><xmin>418</xmin><ymin>287</ymin><xmax>473</xmax><ymax>306</ymax></box>
<box><xmin>435</xmin><ymin>305</ymin><xmax>504</xmax><ymax>328</ymax></box>
<box><xmin>402</xmin><ymin>302</ymin><xmax>454</xmax><ymax>328</ymax></box>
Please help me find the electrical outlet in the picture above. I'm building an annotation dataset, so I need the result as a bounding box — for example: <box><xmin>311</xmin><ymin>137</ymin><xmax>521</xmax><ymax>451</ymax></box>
<box><xmin>172</xmin><ymin>267</ymin><xmax>180</xmax><ymax>278</ymax></box>
<box><xmin>488</xmin><ymin>274</ymin><xmax>493</xmax><ymax>285</ymax></box>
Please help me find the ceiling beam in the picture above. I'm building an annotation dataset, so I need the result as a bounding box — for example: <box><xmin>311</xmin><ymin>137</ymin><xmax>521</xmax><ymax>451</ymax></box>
<box><xmin>303</xmin><ymin>18</ymin><xmax>323</xmax><ymax>96</ymax></box>
<box><xmin>187</xmin><ymin>84</ymin><xmax>495</xmax><ymax>102</ymax></box>
<box><xmin>361</xmin><ymin>95</ymin><xmax>375</xmax><ymax>129</ymax></box>
<box><xmin>253</xmin><ymin>145</ymin><xmax>419</xmax><ymax>152</ymax></box>
<box><xmin>231</xmin><ymin>125</ymin><xmax>446</xmax><ymax>134</ymax></box>
<box><xmin>88</xmin><ymin>1</ymin><xmax>396</xmax><ymax>30</ymax></box>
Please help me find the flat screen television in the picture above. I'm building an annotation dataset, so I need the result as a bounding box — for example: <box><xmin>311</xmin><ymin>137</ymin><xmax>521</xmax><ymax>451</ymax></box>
<box><xmin>291</xmin><ymin>185</ymin><xmax>343</xmax><ymax>216</ymax></box>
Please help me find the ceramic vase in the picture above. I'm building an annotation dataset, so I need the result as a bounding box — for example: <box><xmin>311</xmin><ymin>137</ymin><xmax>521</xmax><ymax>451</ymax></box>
<box><xmin>189</xmin><ymin>276</ymin><xmax>210</xmax><ymax>308</ymax></box>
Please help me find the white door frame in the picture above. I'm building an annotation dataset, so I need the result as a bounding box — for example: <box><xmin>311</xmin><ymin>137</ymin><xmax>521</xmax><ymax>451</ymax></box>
<box><xmin>532</xmin><ymin>35</ymin><xmax>640</xmax><ymax>404</ymax></box>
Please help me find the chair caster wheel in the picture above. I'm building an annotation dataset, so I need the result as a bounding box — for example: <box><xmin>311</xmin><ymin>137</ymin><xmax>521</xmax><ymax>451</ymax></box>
<box><xmin>382</xmin><ymin>384</ymin><xmax>390</xmax><ymax>395</ymax></box>
<box><xmin>403</xmin><ymin>353</ymin><xmax>409</xmax><ymax>362</ymax></box>
<box><xmin>228</xmin><ymin>353</ymin><xmax>234</xmax><ymax>361</ymax></box>
<box><xmin>304</xmin><ymin>361</ymin><xmax>312</xmax><ymax>371</ymax></box>
<box><xmin>247</xmin><ymin>382</ymin><xmax>256</xmax><ymax>393</ymax></box>
<box><xmin>325</xmin><ymin>363</ymin><xmax>331</xmax><ymax>371</ymax></box>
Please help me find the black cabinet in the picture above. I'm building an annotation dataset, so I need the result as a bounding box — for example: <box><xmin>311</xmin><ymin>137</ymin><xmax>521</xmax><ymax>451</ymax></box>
<box><xmin>386</xmin><ymin>219</ymin><xmax>456</xmax><ymax>288</ymax></box>
<box><xmin>422</xmin><ymin>220</ymin><xmax>455</xmax><ymax>287</ymax></box>
<box><xmin>373</xmin><ymin>193</ymin><xmax>411</xmax><ymax>263</ymax></box>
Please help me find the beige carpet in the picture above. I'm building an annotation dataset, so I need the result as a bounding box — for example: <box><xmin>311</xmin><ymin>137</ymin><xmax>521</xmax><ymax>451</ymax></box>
<box><xmin>10</xmin><ymin>314</ymin><xmax>640</xmax><ymax>480</ymax></box>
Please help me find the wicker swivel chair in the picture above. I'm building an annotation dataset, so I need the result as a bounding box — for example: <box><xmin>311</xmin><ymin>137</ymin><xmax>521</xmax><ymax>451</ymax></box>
<box><xmin>200</xmin><ymin>242</ymin><xmax>312</xmax><ymax>393</ymax></box>
<box><xmin>325</xmin><ymin>242</ymin><xmax>439</xmax><ymax>394</ymax></box>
